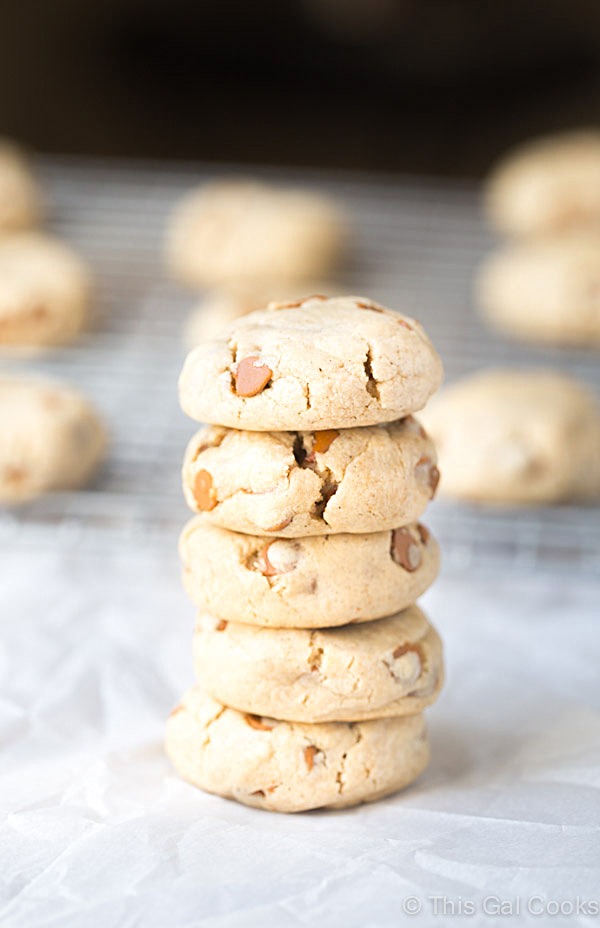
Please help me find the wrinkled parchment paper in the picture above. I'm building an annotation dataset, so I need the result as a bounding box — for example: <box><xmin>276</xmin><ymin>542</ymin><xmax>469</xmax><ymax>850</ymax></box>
<box><xmin>1</xmin><ymin>542</ymin><xmax>599</xmax><ymax>927</ymax></box>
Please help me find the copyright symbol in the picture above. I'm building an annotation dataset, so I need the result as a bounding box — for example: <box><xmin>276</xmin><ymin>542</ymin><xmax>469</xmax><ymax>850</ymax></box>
<box><xmin>403</xmin><ymin>896</ymin><xmax>422</xmax><ymax>915</ymax></box>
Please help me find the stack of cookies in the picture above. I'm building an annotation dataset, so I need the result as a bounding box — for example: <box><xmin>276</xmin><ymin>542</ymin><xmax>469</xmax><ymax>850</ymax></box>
<box><xmin>167</xmin><ymin>295</ymin><xmax>444</xmax><ymax>813</ymax></box>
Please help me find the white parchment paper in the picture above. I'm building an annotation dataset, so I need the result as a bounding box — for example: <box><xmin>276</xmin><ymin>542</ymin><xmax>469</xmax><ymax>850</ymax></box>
<box><xmin>1</xmin><ymin>542</ymin><xmax>599</xmax><ymax>928</ymax></box>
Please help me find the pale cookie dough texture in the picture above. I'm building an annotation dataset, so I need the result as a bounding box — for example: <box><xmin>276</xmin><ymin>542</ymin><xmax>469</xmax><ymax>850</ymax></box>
<box><xmin>179</xmin><ymin>296</ymin><xmax>443</xmax><ymax>431</ymax></box>
<box><xmin>477</xmin><ymin>229</ymin><xmax>600</xmax><ymax>347</ymax></box>
<box><xmin>0</xmin><ymin>233</ymin><xmax>91</xmax><ymax>348</ymax></box>
<box><xmin>485</xmin><ymin>130</ymin><xmax>600</xmax><ymax>238</ymax></box>
<box><xmin>183</xmin><ymin>416</ymin><xmax>439</xmax><ymax>536</ymax></box>
<box><xmin>193</xmin><ymin>606</ymin><xmax>443</xmax><ymax>723</ymax></box>
<box><xmin>0</xmin><ymin>139</ymin><xmax>41</xmax><ymax>233</ymax></box>
<box><xmin>420</xmin><ymin>369</ymin><xmax>600</xmax><ymax>504</ymax></box>
<box><xmin>166</xmin><ymin>179</ymin><xmax>344</xmax><ymax>289</ymax></box>
<box><xmin>180</xmin><ymin>516</ymin><xmax>439</xmax><ymax>628</ymax></box>
<box><xmin>166</xmin><ymin>686</ymin><xmax>430</xmax><ymax>813</ymax></box>
<box><xmin>184</xmin><ymin>282</ymin><xmax>340</xmax><ymax>348</ymax></box>
<box><xmin>0</xmin><ymin>377</ymin><xmax>106</xmax><ymax>503</ymax></box>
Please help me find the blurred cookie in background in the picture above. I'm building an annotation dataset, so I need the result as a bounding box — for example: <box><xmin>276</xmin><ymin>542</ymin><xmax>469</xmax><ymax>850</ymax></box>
<box><xmin>420</xmin><ymin>369</ymin><xmax>600</xmax><ymax>505</ymax></box>
<box><xmin>166</xmin><ymin>179</ymin><xmax>345</xmax><ymax>290</ymax></box>
<box><xmin>0</xmin><ymin>233</ymin><xmax>92</xmax><ymax>350</ymax></box>
<box><xmin>477</xmin><ymin>229</ymin><xmax>600</xmax><ymax>347</ymax></box>
<box><xmin>485</xmin><ymin>129</ymin><xmax>600</xmax><ymax>239</ymax></box>
<box><xmin>0</xmin><ymin>376</ymin><xmax>106</xmax><ymax>504</ymax></box>
<box><xmin>184</xmin><ymin>282</ymin><xmax>341</xmax><ymax>348</ymax></box>
<box><xmin>0</xmin><ymin>139</ymin><xmax>41</xmax><ymax>234</ymax></box>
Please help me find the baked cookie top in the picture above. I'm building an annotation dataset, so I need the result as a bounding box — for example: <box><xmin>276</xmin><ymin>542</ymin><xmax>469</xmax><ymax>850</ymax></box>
<box><xmin>486</xmin><ymin>129</ymin><xmax>600</xmax><ymax>238</ymax></box>
<box><xmin>0</xmin><ymin>233</ymin><xmax>91</xmax><ymax>348</ymax></box>
<box><xmin>194</xmin><ymin>605</ymin><xmax>443</xmax><ymax>723</ymax></box>
<box><xmin>477</xmin><ymin>229</ymin><xmax>600</xmax><ymax>345</ymax></box>
<box><xmin>179</xmin><ymin>295</ymin><xmax>443</xmax><ymax>430</ymax></box>
<box><xmin>166</xmin><ymin>179</ymin><xmax>344</xmax><ymax>289</ymax></box>
<box><xmin>166</xmin><ymin>686</ymin><xmax>429</xmax><ymax>813</ymax></box>
<box><xmin>182</xmin><ymin>416</ymin><xmax>438</xmax><ymax>535</ymax></box>
<box><xmin>0</xmin><ymin>376</ymin><xmax>106</xmax><ymax>503</ymax></box>
<box><xmin>180</xmin><ymin>516</ymin><xmax>439</xmax><ymax>627</ymax></box>
<box><xmin>420</xmin><ymin>368</ymin><xmax>600</xmax><ymax>504</ymax></box>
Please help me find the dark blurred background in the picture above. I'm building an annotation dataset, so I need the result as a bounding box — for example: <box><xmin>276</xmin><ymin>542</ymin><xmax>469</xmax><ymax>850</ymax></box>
<box><xmin>2</xmin><ymin>0</ymin><xmax>600</xmax><ymax>176</ymax></box>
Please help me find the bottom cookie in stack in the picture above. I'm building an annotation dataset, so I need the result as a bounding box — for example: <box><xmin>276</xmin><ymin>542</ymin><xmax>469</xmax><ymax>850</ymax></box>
<box><xmin>166</xmin><ymin>687</ymin><xmax>430</xmax><ymax>813</ymax></box>
<box><xmin>166</xmin><ymin>605</ymin><xmax>443</xmax><ymax>812</ymax></box>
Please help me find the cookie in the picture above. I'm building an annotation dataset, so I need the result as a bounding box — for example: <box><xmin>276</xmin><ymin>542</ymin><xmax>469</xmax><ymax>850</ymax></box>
<box><xmin>193</xmin><ymin>606</ymin><xmax>443</xmax><ymax>723</ymax></box>
<box><xmin>0</xmin><ymin>139</ymin><xmax>41</xmax><ymax>233</ymax></box>
<box><xmin>420</xmin><ymin>369</ymin><xmax>600</xmax><ymax>504</ymax></box>
<box><xmin>0</xmin><ymin>234</ymin><xmax>91</xmax><ymax>348</ymax></box>
<box><xmin>184</xmin><ymin>282</ymin><xmax>340</xmax><ymax>348</ymax></box>
<box><xmin>166</xmin><ymin>179</ymin><xmax>344</xmax><ymax>289</ymax></box>
<box><xmin>182</xmin><ymin>416</ymin><xmax>438</xmax><ymax>536</ymax></box>
<box><xmin>166</xmin><ymin>686</ymin><xmax>429</xmax><ymax>812</ymax></box>
<box><xmin>180</xmin><ymin>516</ymin><xmax>439</xmax><ymax>628</ymax></box>
<box><xmin>477</xmin><ymin>229</ymin><xmax>600</xmax><ymax>347</ymax></box>
<box><xmin>0</xmin><ymin>377</ymin><xmax>106</xmax><ymax>503</ymax></box>
<box><xmin>485</xmin><ymin>130</ymin><xmax>600</xmax><ymax>238</ymax></box>
<box><xmin>179</xmin><ymin>296</ymin><xmax>443</xmax><ymax>431</ymax></box>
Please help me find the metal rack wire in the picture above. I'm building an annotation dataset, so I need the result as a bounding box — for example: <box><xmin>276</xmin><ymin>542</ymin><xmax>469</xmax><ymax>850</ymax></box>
<box><xmin>0</xmin><ymin>156</ymin><xmax>598</xmax><ymax>572</ymax></box>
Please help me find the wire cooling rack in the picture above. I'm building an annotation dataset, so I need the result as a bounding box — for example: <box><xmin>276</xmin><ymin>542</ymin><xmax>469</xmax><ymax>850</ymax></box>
<box><xmin>0</xmin><ymin>156</ymin><xmax>598</xmax><ymax>573</ymax></box>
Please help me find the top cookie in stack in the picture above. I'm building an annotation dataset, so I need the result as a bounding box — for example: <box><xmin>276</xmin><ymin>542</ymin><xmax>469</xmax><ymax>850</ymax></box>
<box><xmin>169</xmin><ymin>294</ymin><xmax>444</xmax><ymax>813</ymax></box>
<box><xmin>179</xmin><ymin>294</ymin><xmax>442</xmax><ymax>431</ymax></box>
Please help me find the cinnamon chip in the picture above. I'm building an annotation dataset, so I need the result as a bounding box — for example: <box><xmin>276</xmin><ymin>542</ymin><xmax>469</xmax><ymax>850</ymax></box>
<box><xmin>4</xmin><ymin>466</ymin><xmax>27</xmax><ymax>485</ymax></box>
<box><xmin>216</xmin><ymin>620</ymin><xmax>228</xmax><ymax>631</ymax></box>
<box><xmin>190</xmin><ymin>442</ymin><xmax>209</xmax><ymax>463</ymax></box>
<box><xmin>391</xmin><ymin>528</ymin><xmax>422</xmax><ymax>572</ymax></box>
<box><xmin>404</xmin><ymin>415</ymin><xmax>427</xmax><ymax>439</ymax></box>
<box><xmin>415</xmin><ymin>456</ymin><xmax>440</xmax><ymax>496</ymax></box>
<box><xmin>276</xmin><ymin>294</ymin><xmax>329</xmax><ymax>309</ymax></box>
<box><xmin>234</xmin><ymin>357</ymin><xmax>272</xmax><ymax>397</ymax></box>
<box><xmin>304</xmin><ymin>745</ymin><xmax>318</xmax><ymax>771</ymax></box>
<box><xmin>417</xmin><ymin>523</ymin><xmax>430</xmax><ymax>545</ymax></box>
<box><xmin>193</xmin><ymin>469</ymin><xmax>217</xmax><ymax>511</ymax></box>
<box><xmin>255</xmin><ymin>540</ymin><xmax>300</xmax><ymax>576</ymax></box>
<box><xmin>257</xmin><ymin>542</ymin><xmax>278</xmax><ymax>577</ymax></box>
<box><xmin>356</xmin><ymin>300</ymin><xmax>384</xmax><ymax>313</ymax></box>
<box><xmin>392</xmin><ymin>643</ymin><xmax>422</xmax><ymax>661</ymax></box>
<box><xmin>244</xmin><ymin>714</ymin><xmax>274</xmax><ymax>731</ymax></box>
<box><xmin>265</xmin><ymin>516</ymin><xmax>293</xmax><ymax>533</ymax></box>
<box><xmin>311</xmin><ymin>429</ymin><xmax>340</xmax><ymax>455</ymax></box>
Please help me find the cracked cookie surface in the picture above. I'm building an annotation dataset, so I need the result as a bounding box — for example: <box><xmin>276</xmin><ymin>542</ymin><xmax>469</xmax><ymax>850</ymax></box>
<box><xmin>182</xmin><ymin>416</ymin><xmax>438</xmax><ymax>535</ymax></box>
<box><xmin>420</xmin><ymin>369</ymin><xmax>600</xmax><ymax>504</ymax></box>
<box><xmin>178</xmin><ymin>295</ymin><xmax>443</xmax><ymax>431</ymax></box>
<box><xmin>166</xmin><ymin>179</ymin><xmax>344</xmax><ymax>289</ymax></box>
<box><xmin>166</xmin><ymin>686</ymin><xmax>429</xmax><ymax>812</ymax></box>
<box><xmin>0</xmin><ymin>376</ymin><xmax>106</xmax><ymax>503</ymax></box>
<box><xmin>193</xmin><ymin>606</ymin><xmax>443</xmax><ymax>723</ymax></box>
<box><xmin>180</xmin><ymin>516</ymin><xmax>439</xmax><ymax>627</ymax></box>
